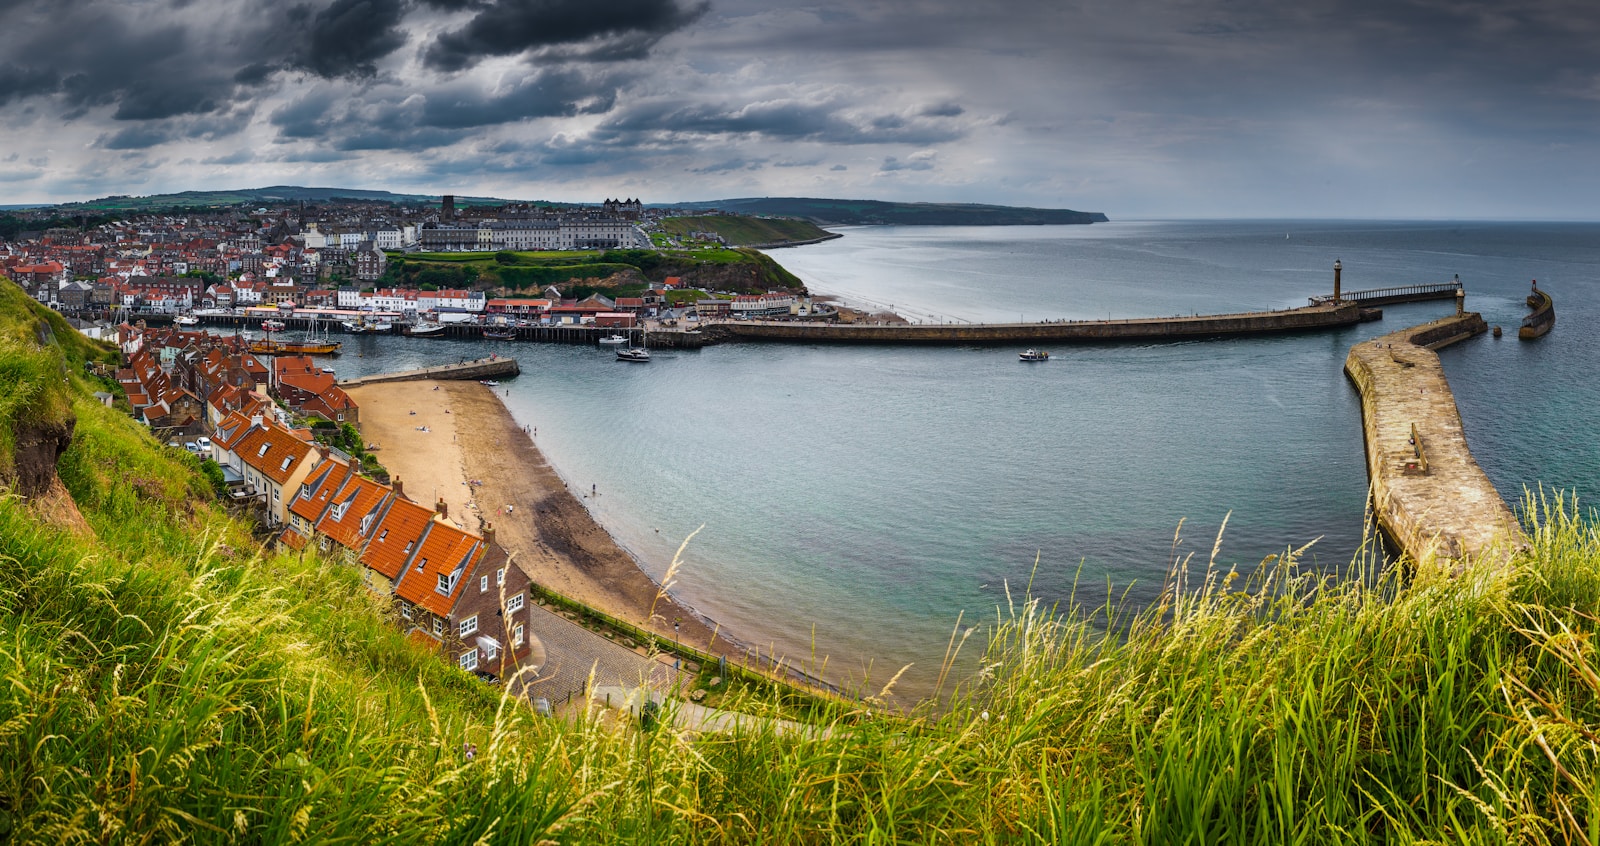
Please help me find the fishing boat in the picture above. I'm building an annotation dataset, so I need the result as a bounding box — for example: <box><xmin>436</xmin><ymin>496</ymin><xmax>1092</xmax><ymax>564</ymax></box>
<box><xmin>249</xmin><ymin>316</ymin><xmax>341</xmax><ymax>355</ymax></box>
<box><xmin>341</xmin><ymin>317</ymin><xmax>391</xmax><ymax>334</ymax></box>
<box><xmin>598</xmin><ymin>334</ymin><xmax>629</xmax><ymax>345</ymax></box>
<box><xmin>1018</xmin><ymin>349</ymin><xmax>1050</xmax><ymax>362</ymax></box>
<box><xmin>174</xmin><ymin>314</ymin><xmax>200</xmax><ymax>327</ymax></box>
<box><xmin>404</xmin><ymin>320</ymin><xmax>446</xmax><ymax>337</ymax></box>
<box><xmin>482</xmin><ymin>326</ymin><xmax>517</xmax><ymax>340</ymax></box>
<box><xmin>261</xmin><ymin>319</ymin><xmax>286</xmax><ymax>332</ymax></box>
<box><xmin>247</xmin><ymin>338</ymin><xmax>343</xmax><ymax>356</ymax></box>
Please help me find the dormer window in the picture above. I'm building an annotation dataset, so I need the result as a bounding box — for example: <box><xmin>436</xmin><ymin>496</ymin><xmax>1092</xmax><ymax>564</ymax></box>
<box><xmin>360</xmin><ymin>513</ymin><xmax>374</xmax><ymax>536</ymax></box>
<box><xmin>436</xmin><ymin>573</ymin><xmax>452</xmax><ymax>593</ymax></box>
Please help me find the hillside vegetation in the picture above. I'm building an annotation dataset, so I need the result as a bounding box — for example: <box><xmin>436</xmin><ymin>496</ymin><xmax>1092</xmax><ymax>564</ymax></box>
<box><xmin>658</xmin><ymin>214</ymin><xmax>833</xmax><ymax>246</ymax></box>
<box><xmin>385</xmin><ymin>247</ymin><xmax>804</xmax><ymax>295</ymax></box>
<box><xmin>4</xmin><ymin>277</ymin><xmax>1600</xmax><ymax>842</ymax></box>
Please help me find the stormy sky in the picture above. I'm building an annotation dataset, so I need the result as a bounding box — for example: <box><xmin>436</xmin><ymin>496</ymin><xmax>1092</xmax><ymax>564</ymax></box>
<box><xmin>1</xmin><ymin>0</ymin><xmax>1596</xmax><ymax>217</ymax></box>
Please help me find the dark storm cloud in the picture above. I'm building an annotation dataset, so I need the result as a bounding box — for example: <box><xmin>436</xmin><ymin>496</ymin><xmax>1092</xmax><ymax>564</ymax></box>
<box><xmin>423</xmin><ymin>0</ymin><xmax>709</xmax><ymax>71</ymax></box>
<box><xmin>0</xmin><ymin>63</ymin><xmax>60</xmax><ymax>107</ymax></box>
<box><xmin>290</xmin><ymin>0</ymin><xmax>410</xmax><ymax>79</ymax></box>
<box><xmin>417</xmin><ymin>70</ymin><xmax>621</xmax><ymax>128</ymax></box>
<box><xmin>593</xmin><ymin>98</ymin><xmax>968</xmax><ymax>146</ymax></box>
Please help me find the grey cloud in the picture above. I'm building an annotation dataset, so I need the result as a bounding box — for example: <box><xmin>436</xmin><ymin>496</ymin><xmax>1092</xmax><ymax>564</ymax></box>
<box><xmin>830</xmin><ymin>164</ymin><xmax>848</xmax><ymax>171</ymax></box>
<box><xmin>880</xmin><ymin>154</ymin><xmax>934</xmax><ymax>172</ymax></box>
<box><xmin>0</xmin><ymin>63</ymin><xmax>60</xmax><ymax>107</ymax></box>
<box><xmin>688</xmin><ymin>157</ymin><xmax>765</xmax><ymax>173</ymax></box>
<box><xmin>594</xmin><ymin>97</ymin><xmax>968</xmax><ymax>146</ymax></box>
<box><xmin>423</xmin><ymin>0</ymin><xmax>708</xmax><ymax>71</ymax></box>
<box><xmin>100</xmin><ymin>125</ymin><xmax>175</xmax><ymax>150</ymax></box>
<box><xmin>418</xmin><ymin>70</ymin><xmax>621</xmax><ymax>128</ymax></box>
<box><xmin>291</xmin><ymin>0</ymin><xmax>410</xmax><ymax>79</ymax></box>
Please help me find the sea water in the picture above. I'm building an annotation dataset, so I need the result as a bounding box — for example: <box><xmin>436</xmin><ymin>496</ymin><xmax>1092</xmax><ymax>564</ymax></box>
<box><xmin>333</xmin><ymin>220</ymin><xmax>1600</xmax><ymax>699</ymax></box>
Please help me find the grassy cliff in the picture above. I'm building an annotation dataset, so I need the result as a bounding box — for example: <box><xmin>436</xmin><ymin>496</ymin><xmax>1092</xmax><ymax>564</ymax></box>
<box><xmin>3</xmin><ymin>277</ymin><xmax>1600</xmax><ymax>842</ymax></box>
<box><xmin>658</xmin><ymin>214</ymin><xmax>833</xmax><ymax>246</ymax></box>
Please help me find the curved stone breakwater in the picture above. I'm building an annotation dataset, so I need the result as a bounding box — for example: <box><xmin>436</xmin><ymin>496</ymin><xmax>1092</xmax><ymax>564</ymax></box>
<box><xmin>1519</xmin><ymin>285</ymin><xmax>1554</xmax><ymax>340</ymax></box>
<box><xmin>1344</xmin><ymin>313</ymin><xmax>1522</xmax><ymax>571</ymax></box>
<box><xmin>338</xmin><ymin>356</ymin><xmax>520</xmax><ymax>387</ymax></box>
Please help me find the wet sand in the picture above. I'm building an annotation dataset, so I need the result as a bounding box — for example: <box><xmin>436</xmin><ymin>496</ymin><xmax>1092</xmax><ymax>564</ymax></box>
<box><xmin>347</xmin><ymin>380</ymin><xmax>725</xmax><ymax>653</ymax></box>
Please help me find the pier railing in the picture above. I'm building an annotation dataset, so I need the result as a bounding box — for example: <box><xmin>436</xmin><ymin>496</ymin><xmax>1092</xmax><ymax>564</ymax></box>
<box><xmin>1309</xmin><ymin>280</ymin><xmax>1462</xmax><ymax>307</ymax></box>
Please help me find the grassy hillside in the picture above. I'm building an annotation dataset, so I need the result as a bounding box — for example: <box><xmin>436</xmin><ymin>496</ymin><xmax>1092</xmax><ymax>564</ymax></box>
<box><xmin>5</xmin><ymin>277</ymin><xmax>1600</xmax><ymax>842</ymax></box>
<box><xmin>385</xmin><ymin>247</ymin><xmax>803</xmax><ymax>295</ymax></box>
<box><xmin>658</xmin><ymin>214</ymin><xmax>833</xmax><ymax>246</ymax></box>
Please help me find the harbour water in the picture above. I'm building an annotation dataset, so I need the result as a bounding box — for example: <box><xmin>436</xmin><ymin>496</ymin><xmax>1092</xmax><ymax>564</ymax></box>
<box><xmin>331</xmin><ymin>220</ymin><xmax>1600</xmax><ymax>699</ymax></box>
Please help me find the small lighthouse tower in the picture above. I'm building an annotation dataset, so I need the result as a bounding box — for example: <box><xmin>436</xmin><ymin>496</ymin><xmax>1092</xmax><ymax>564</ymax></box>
<box><xmin>1332</xmin><ymin>259</ymin><xmax>1342</xmax><ymax>303</ymax></box>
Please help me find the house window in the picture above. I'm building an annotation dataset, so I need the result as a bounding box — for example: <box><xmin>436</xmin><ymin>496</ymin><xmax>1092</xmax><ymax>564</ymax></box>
<box><xmin>360</xmin><ymin>513</ymin><xmax>374</xmax><ymax>536</ymax></box>
<box><xmin>480</xmin><ymin>575</ymin><xmax>488</xmax><ymax>593</ymax></box>
<box><xmin>280</xmin><ymin>456</ymin><xmax>292</xmax><ymax>472</ymax></box>
<box><xmin>272</xmin><ymin>489</ymin><xmax>280</xmax><ymax>503</ymax></box>
<box><xmin>258</xmin><ymin>443</ymin><xmax>270</xmax><ymax>457</ymax></box>
<box><xmin>436</xmin><ymin>574</ymin><xmax>451</xmax><ymax>593</ymax></box>
<box><xmin>496</xmin><ymin>567</ymin><xmax>505</xmax><ymax>586</ymax></box>
<box><xmin>432</xmin><ymin>617</ymin><xmax>443</xmax><ymax>636</ymax></box>
<box><xmin>485</xmin><ymin>642</ymin><xmax>498</xmax><ymax>661</ymax></box>
<box><xmin>514</xmin><ymin>624</ymin><xmax>524</xmax><ymax>646</ymax></box>
<box><xmin>400</xmin><ymin>601</ymin><xmax>412</xmax><ymax>620</ymax></box>
<box><xmin>459</xmin><ymin>615</ymin><xmax>478</xmax><ymax>637</ymax></box>
<box><xmin>459</xmin><ymin>650</ymin><xmax>478</xmax><ymax>671</ymax></box>
<box><xmin>506</xmin><ymin>593</ymin><xmax>524</xmax><ymax>613</ymax></box>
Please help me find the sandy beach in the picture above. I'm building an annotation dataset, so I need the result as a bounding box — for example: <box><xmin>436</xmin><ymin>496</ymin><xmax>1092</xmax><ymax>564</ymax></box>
<box><xmin>346</xmin><ymin>380</ymin><xmax>725</xmax><ymax>653</ymax></box>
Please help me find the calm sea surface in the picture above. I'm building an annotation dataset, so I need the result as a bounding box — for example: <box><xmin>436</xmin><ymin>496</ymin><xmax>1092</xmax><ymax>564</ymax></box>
<box><xmin>331</xmin><ymin>220</ymin><xmax>1600</xmax><ymax>698</ymax></box>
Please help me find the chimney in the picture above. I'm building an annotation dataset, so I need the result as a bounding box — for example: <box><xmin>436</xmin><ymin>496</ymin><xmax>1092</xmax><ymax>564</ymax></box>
<box><xmin>250</xmin><ymin>413</ymin><xmax>263</xmax><ymax>427</ymax></box>
<box><xmin>435</xmin><ymin>497</ymin><xmax>448</xmax><ymax>518</ymax></box>
<box><xmin>391</xmin><ymin>476</ymin><xmax>404</xmax><ymax>499</ymax></box>
<box><xmin>483</xmin><ymin>521</ymin><xmax>495</xmax><ymax>546</ymax></box>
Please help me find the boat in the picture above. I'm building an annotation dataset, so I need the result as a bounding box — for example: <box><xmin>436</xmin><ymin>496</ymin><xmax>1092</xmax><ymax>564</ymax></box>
<box><xmin>482</xmin><ymin>326</ymin><xmax>517</xmax><ymax>340</ymax></box>
<box><xmin>404</xmin><ymin>321</ymin><xmax>447</xmax><ymax>337</ymax></box>
<box><xmin>247</xmin><ymin>338</ymin><xmax>343</xmax><ymax>356</ymax></box>
<box><xmin>261</xmin><ymin>319</ymin><xmax>286</xmax><ymax>332</ymax></box>
<box><xmin>174</xmin><ymin>314</ymin><xmax>200</xmax><ymax>327</ymax></box>
<box><xmin>616</xmin><ymin>326</ymin><xmax>651</xmax><ymax>362</ymax></box>
<box><xmin>598</xmin><ymin>334</ymin><xmax>629</xmax><ymax>345</ymax></box>
<box><xmin>1019</xmin><ymin>349</ymin><xmax>1050</xmax><ymax>362</ymax></box>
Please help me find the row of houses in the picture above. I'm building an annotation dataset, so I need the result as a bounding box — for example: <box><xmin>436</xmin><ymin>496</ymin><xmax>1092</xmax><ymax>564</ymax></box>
<box><xmin>208</xmin><ymin>411</ymin><xmax>532</xmax><ymax>679</ymax></box>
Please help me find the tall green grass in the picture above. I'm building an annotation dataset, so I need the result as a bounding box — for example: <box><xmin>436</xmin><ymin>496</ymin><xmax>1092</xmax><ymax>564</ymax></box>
<box><xmin>7</xmin><ymin>280</ymin><xmax>1600</xmax><ymax>840</ymax></box>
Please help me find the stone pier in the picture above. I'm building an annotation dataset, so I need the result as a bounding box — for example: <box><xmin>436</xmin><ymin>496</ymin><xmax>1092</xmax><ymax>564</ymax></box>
<box><xmin>1343</xmin><ymin>313</ymin><xmax>1521</xmax><ymax>571</ymax></box>
<box><xmin>338</xmin><ymin>356</ymin><xmax>520</xmax><ymax>388</ymax></box>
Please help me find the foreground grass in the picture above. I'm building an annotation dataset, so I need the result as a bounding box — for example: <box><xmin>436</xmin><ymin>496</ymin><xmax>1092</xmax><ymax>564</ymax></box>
<box><xmin>6</xmin><ymin>285</ymin><xmax>1600</xmax><ymax>842</ymax></box>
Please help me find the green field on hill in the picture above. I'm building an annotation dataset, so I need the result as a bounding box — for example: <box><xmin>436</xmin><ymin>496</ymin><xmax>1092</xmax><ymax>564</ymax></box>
<box><xmin>658</xmin><ymin>214</ymin><xmax>832</xmax><ymax>245</ymax></box>
<box><xmin>4</xmin><ymin>276</ymin><xmax>1600</xmax><ymax>842</ymax></box>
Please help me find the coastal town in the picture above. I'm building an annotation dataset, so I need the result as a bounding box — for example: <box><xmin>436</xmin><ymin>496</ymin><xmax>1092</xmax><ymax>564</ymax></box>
<box><xmin>0</xmin><ymin>195</ymin><xmax>832</xmax><ymax>344</ymax></box>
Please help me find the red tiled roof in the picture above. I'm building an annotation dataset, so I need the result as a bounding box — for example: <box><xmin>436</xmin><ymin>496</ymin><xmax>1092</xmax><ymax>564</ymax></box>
<box><xmin>360</xmin><ymin>497</ymin><xmax>435</xmax><ymax>580</ymax></box>
<box><xmin>289</xmin><ymin>458</ymin><xmax>353</xmax><ymax>524</ymax></box>
<box><xmin>278</xmin><ymin>527</ymin><xmax>308</xmax><ymax>550</ymax></box>
<box><xmin>393</xmin><ymin>521</ymin><xmax>483</xmax><ymax>618</ymax></box>
<box><xmin>314</xmin><ymin>475</ymin><xmax>391</xmax><ymax>551</ymax></box>
<box><xmin>235</xmin><ymin>423</ymin><xmax>316</xmax><ymax>485</ymax></box>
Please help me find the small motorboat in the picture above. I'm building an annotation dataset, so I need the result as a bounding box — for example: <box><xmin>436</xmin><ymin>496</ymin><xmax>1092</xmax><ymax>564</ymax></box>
<box><xmin>262</xmin><ymin>319</ymin><xmax>286</xmax><ymax>332</ymax></box>
<box><xmin>174</xmin><ymin>314</ymin><xmax>200</xmax><ymax>326</ymax></box>
<box><xmin>599</xmin><ymin>334</ymin><xmax>629</xmax><ymax>345</ymax></box>
<box><xmin>616</xmin><ymin>347</ymin><xmax>651</xmax><ymax>363</ymax></box>
<box><xmin>405</xmin><ymin>321</ymin><xmax>446</xmax><ymax>337</ymax></box>
<box><xmin>1019</xmin><ymin>349</ymin><xmax>1050</xmax><ymax>362</ymax></box>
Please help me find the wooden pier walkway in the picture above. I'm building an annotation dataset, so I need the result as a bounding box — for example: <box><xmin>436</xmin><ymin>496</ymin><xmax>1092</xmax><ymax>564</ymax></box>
<box><xmin>1344</xmin><ymin>312</ymin><xmax>1521</xmax><ymax>571</ymax></box>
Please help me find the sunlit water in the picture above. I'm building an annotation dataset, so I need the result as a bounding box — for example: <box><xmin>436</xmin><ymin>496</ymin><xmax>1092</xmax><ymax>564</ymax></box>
<box><xmin>326</xmin><ymin>220</ymin><xmax>1600</xmax><ymax>699</ymax></box>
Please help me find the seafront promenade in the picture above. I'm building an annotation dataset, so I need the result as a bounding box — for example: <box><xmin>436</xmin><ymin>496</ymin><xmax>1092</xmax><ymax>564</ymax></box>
<box><xmin>1344</xmin><ymin>311</ymin><xmax>1522</xmax><ymax>571</ymax></box>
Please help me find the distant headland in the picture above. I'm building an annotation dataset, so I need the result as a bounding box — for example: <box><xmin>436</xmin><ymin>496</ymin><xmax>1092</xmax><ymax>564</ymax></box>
<box><xmin>25</xmin><ymin>186</ymin><xmax>1109</xmax><ymax>227</ymax></box>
